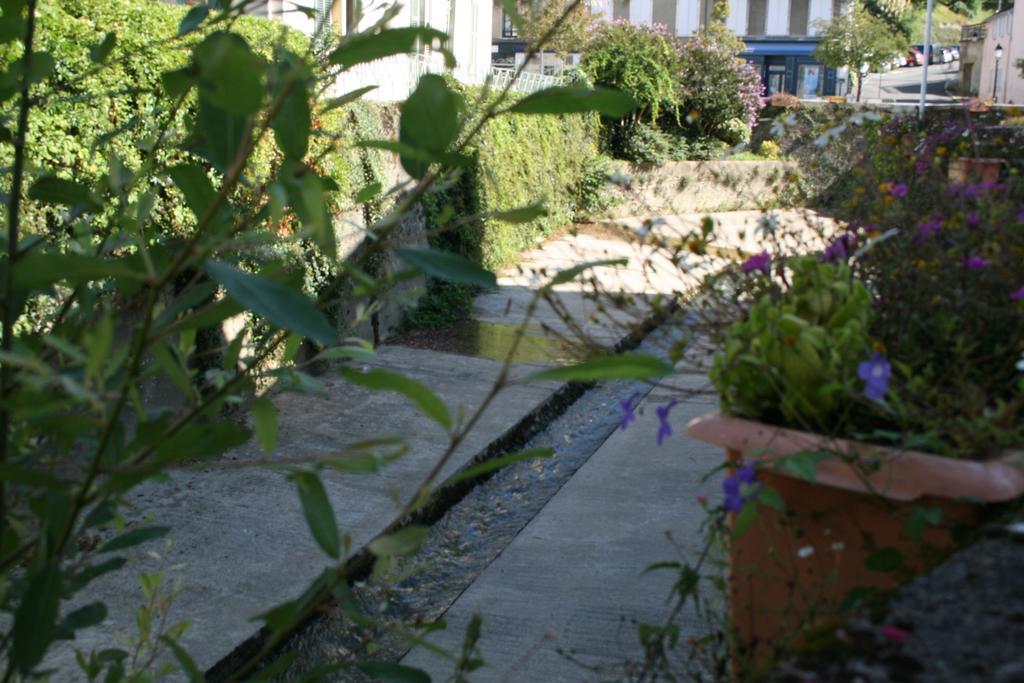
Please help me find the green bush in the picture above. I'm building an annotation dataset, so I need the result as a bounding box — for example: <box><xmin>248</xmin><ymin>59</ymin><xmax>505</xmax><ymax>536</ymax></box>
<box><xmin>716</xmin><ymin>117</ymin><xmax>753</xmax><ymax>146</ymax></box>
<box><xmin>5</xmin><ymin>0</ymin><xmax>364</xmax><ymax>242</ymax></box>
<box><xmin>571</xmin><ymin>153</ymin><xmax>621</xmax><ymax>219</ymax></box>
<box><xmin>710</xmin><ymin>257</ymin><xmax>873</xmax><ymax>431</ymax></box>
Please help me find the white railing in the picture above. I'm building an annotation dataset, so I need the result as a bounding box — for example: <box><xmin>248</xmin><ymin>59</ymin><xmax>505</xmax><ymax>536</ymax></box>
<box><xmin>330</xmin><ymin>53</ymin><xmax>564</xmax><ymax>102</ymax></box>
<box><xmin>487</xmin><ymin>67</ymin><xmax>564</xmax><ymax>94</ymax></box>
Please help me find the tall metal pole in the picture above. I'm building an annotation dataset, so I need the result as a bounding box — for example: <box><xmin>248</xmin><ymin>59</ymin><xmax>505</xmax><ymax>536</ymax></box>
<box><xmin>918</xmin><ymin>0</ymin><xmax>934</xmax><ymax>119</ymax></box>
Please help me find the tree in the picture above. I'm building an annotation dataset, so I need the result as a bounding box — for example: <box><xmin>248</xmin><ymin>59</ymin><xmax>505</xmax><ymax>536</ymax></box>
<box><xmin>813</xmin><ymin>3</ymin><xmax>909</xmax><ymax>101</ymax></box>
<box><xmin>519</xmin><ymin>0</ymin><xmax>599</xmax><ymax>57</ymax></box>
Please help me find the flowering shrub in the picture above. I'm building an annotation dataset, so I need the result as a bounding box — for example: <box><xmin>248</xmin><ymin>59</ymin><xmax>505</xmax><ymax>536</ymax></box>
<box><xmin>581</xmin><ymin>19</ymin><xmax>762</xmax><ymax>160</ymax></box>
<box><xmin>673</xmin><ymin>25</ymin><xmax>763</xmax><ymax>137</ymax></box>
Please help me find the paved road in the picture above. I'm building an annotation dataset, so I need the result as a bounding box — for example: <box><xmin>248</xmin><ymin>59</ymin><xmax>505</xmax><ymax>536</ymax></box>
<box><xmin>860</xmin><ymin>63</ymin><xmax>963</xmax><ymax>104</ymax></box>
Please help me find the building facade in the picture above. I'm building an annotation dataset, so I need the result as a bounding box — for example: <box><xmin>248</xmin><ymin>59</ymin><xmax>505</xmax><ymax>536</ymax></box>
<box><xmin>961</xmin><ymin>8</ymin><xmax>1022</xmax><ymax>104</ymax></box>
<box><xmin>492</xmin><ymin>0</ymin><xmax>844</xmax><ymax>96</ymax></box>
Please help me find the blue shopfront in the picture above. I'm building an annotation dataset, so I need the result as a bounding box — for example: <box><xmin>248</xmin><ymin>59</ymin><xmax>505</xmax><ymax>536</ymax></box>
<box><xmin>741</xmin><ymin>39</ymin><xmax>840</xmax><ymax>98</ymax></box>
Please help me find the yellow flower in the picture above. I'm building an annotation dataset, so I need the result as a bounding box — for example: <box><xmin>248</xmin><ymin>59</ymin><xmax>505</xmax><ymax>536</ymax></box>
<box><xmin>915</xmin><ymin>259</ymin><xmax>927</xmax><ymax>269</ymax></box>
<box><xmin>936</xmin><ymin>146</ymin><xmax>947</xmax><ymax>156</ymax></box>
<box><xmin>872</xmin><ymin>340</ymin><xmax>886</xmax><ymax>353</ymax></box>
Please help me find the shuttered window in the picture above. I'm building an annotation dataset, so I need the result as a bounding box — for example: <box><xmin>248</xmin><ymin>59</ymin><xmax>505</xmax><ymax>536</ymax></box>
<box><xmin>652</xmin><ymin>0</ymin><xmax>676</xmax><ymax>32</ymax></box>
<box><xmin>613</xmin><ymin>0</ymin><xmax>630</xmax><ymax>21</ymax></box>
<box><xmin>790</xmin><ymin>0</ymin><xmax>810</xmax><ymax>35</ymax></box>
<box><xmin>747</xmin><ymin>0</ymin><xmax>767</xmax><ymax>35</ymax></box>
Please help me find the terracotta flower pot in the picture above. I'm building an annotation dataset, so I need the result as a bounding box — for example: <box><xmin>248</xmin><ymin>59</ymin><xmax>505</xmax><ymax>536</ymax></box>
<box><xmin>685</xmin><ymin>412</ymin><xmax>1024</xmax><ymax>670</ymax></box>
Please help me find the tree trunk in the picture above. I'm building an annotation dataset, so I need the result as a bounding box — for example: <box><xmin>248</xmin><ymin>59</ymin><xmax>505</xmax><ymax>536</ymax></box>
<box><xmin>856</xmin><ymin>74</ymin><xmax>863</xmax><ymax>102</ymax></box>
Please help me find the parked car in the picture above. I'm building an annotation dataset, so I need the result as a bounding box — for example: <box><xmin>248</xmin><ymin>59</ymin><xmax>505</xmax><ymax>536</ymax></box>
<box><xmin>907</xmin><ymin>47</ymin><xmax>924</xmax><ymax>66</ymax></box>
<box><xmin>940</xmin><ymin>47</ymin><xmax>955</xmax><ymax>63</ymax></box>
<box><xmin>950</xmin><ymin>45</ymin><xmax>960</xmax><ymax>60</ymax></box>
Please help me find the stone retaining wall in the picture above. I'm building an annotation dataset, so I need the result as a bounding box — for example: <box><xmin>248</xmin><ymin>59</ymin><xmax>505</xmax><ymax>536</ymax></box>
<box><xmin>603</xmin><ymin>160</ymin><xmax>799</xmax><ymax>218</ymax></box>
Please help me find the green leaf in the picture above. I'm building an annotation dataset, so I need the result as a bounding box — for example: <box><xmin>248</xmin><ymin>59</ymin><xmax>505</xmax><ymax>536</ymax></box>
<box><xmin>529</xmin><ymin>353</ymin><xmax>673</xmax><ymax>382</ymax></box>
<box><xmin>356</xmin><ymin>662</ymin><xmax>431</xmax><ymax>683</ymax></box>
<box><xmin>193</xmin><ymin>31</ymin><xmax>264</xmax><ymax>116</ymax></box>
<box><xmin>178</xmin><ymin>5</ymin><xmax>209</xmax><ymax>35</ymax></box>
<box><xmin>328</xmin><ymin>27</ymin><xmax>446</xmax><ymax>69</ymax></box>
<box><xmin>368</xmin><ymin>525</ymin><xmax>428</xmax><ymax>558</ymax></box>
<box><xmin>194</xmin><ymin>94</ymin><xmax>251</xmax><ymax>173</ymax></box>
<box><xmin>67</xmin><ymin>558</ymin><xmax>127</xmax><ymax>594</ymax></box>
<box><xmin>252</xmin><ymin>397</ymin><xmax>278</xmax><ymax>453</ymax></box>
<box><xmin>339</xmin><ymin>367</ymin><xmax>451</xmax><ymax>430</ymax></box>
<box><xmin>162</xmin><ymin>66</ymin><xmax>196</xmax><ymax>98</ymax></box>
<box><xmin>546</xmin><ymin>258</ymin><xmax>628</xmax><ymax>287</ymax></box>
<box><xmin>399</xmin><ymin>74</ymin><xmax>461</xmax><ymax>178</ymax></box>
<box><xmin>907</xmin><ymin>506</ymin><xmax>942</xmax><ymax>542</ymax></box>
<box><xmin>28</xmin><ymin>176</ymin><xmax>102</xmax><ymax>213</ymax></box>
<box><xmin>322</xmin><ymin>86</ymin><xmax>377</xmax><ymax>112</ymax></box>
<box><xmin>13</xmin><ymin>562</ymin><xmax>61</xmax><ymax>674</ymax></box>
<box><xmin>98</xmin><ymin>526</ymin><xmax>170</xmax><ymax>554</ymax></box>
<box><xmin>152</xmin><ymin>342</ymin><xmax>194</xmax><ymax>398</ymax></box>
<box><xmin>756</xmin><ymin>485</ymin><xmax>785</xmax><ymax>511</ymax></box>
<box><xmin>355</xmin><ymin>182</ymin><xmax>382</xmax><ymax>204</ymax></box>
<box><xmin>732</xmin><ymin>500</ymin><xmax>759</xmax><ymax>538</ymax></box>
<box><xmin>23</xmin><ymin>51</ymin><xmax>54</xmax><ymax>86</ymax></box>
<box><xmin>61</xmin><ymin>602</ymin><xmax>107</xmax><ymax>632</ymax></box>
<box><xmin>13</xmin><ymin>253</ymin><xmax>144</xmax><ymax>289</ymax></box>
<box><xmin>273</xmin><ymin>71</ymin><xmax>311</xmax><ymax>160</ymax></box>
<box><xmin>507</xmin><ymin>86</ymin><xmax>636</xmax><ymax>117</ymax></box>
<box><xmin>205</xmin><ymin>260</ymin><xmax>335</xmax><ymax>345</ymax></box>
<box><xmin>445</xmin><ymin>448</ymin><xmax>553</xmax><ymax>486</ymax></box>
<box><xmin>89</xmin><ymin>32</ymin><xmax>116</xmax><ymax>63</ymax></box>
<box><xmin>394</xmin><ymin>248</ymin><xmax>496</xmax><ymax>289</ymax></box>
<box><xmin>865</xmin><ymin>547</ymin><xmax>903</xmax><ymax>573</ymax></box>
<box><xmin>776</xmin><ymin>450</ymin><xmax>830</xmax><ymax>483</ymax></box>
<box><xmin>168</xmin><ymin>163</ymin><xmax>220</xmax><ymax>229</ymax></box>
<box><xmin>161</xmin><ymin>637</ymin><xmax>204</xmax><ymax>683</ymax></box>
<box><xmin>291</xmin><ymin>471</ymin><xmax>340</xmax><ymax>558</ymax></box>
<box><xmin>154</xmin><ymin>421</ymin><xmax>251</xmax><ymax>464</ymax></box>
<box><xmin>489</xmin><ymin>201</ymin><xmax>548</xmax><ymax>224</ymax></box>
<box><xmin>287</xmin><ymin>172</ymin><xmax>334</xmax><ymax>257</ymax></box>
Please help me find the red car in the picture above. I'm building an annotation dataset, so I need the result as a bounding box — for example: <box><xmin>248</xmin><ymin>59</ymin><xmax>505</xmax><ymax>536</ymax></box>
<box><xmin>907</xmin><ymin>48</ymin><xmax>925</xmax><ymax>66</ymax></box>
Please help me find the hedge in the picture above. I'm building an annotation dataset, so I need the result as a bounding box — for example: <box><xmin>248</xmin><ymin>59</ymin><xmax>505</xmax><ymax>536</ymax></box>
<box><xmin>3</xmin><ymin>0</ymin><xmax>365</xmax><ymax>242</ymax></box>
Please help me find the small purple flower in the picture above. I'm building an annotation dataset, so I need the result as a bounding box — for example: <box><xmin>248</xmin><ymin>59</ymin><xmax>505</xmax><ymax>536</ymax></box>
<box><xmin>741</xmin><ymin>251</ymin><xmax>771</xmax><ymax>274</ymax></box>
<box><xmin>822</xmin><ymin>232</ymin><xmax>857</xmax><ymax>263</ymax></box>
<box><xmin>964</xmin><ymin>255</ymin><xmax>990</xmax><ymax>270</ymax></box>
<box><xmin>915</xmin><ymin>218</ymin><xmax>944</xmax><ymax>242</ymax></box>
<box><xmin>1016</xmin><ymin>208</ymin><xmax>1024</xmax><ymax>222</ymax></box>
<box><xmin>655</xmin><ymin>399</ymin><xmax>677</xmax><ymax>446</ymax></box>
<box><xmin>966</xmin><ymin>211</ymin><xmax>981</xmax><ymax>226</ymax></box>
<box><xmin>1011</xmin><ymin>284</ymin><xmax>1024</xmax><ymax>301</ymax></box>
<box><xmin>889</xmin><ymin>183</ymin><xmax>908</xmax><ymax>198</ymax></box>
<box><xmin>723</xmin><ymin>462</ymin><xmax>760</xmax><ymax>512</ymax></box>
<box><xmin>857</xmin><ymin>353</ymin><xmax>891</xmax><ymax>401</ymax></box>
<box><xmin>619</xmin><ymin>392</ymin><xmax>640</xmax><ymax>431</ymax></box>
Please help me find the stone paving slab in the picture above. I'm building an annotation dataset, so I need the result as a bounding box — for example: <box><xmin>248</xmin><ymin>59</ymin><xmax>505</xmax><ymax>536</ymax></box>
<box><xmin>401</xmin><ymin>383</ymin><xmax>724</xmax><ymax>682</ymax></box>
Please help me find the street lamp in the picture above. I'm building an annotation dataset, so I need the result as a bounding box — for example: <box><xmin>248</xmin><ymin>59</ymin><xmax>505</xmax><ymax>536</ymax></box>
<box><xmin>993</xmin><ymin>43</ymin><xmax>1004</xmax><ymax>101</ymax></box>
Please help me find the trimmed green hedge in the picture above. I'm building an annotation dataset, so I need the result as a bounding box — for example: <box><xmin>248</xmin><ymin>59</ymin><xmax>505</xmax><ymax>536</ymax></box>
<box><xmin>5</xmin><ymin>0</ymin><xmax>364</xmax><ymax>240</ymax></box>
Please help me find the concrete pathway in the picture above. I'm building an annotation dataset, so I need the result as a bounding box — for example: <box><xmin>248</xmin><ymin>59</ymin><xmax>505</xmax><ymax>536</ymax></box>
<box><xmin>401</xmin><ymin>381</ymin><xmax>724</xmax><ymax>682</ymax></box>
<box><xmin>50</xmin><ymin>209</ymin><xmax>836</xmax><ymax>679</ymax></box>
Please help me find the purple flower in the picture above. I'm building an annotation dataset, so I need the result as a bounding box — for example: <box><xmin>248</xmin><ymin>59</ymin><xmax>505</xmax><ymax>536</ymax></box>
<box><xmin>857</xmin><ymin>353</ymin><xmax>891</xmax><ymax>401</ymax></box>
<box><xmin>964</xmin><ymin>255</ymin><xmax>990</xmax><ymax>270</ymax></box>
<box><xmin>619</xmin><ymin>392</ymin><xmax>640</xmax><ymax>430</ymax></box>
<box><xmin>1011</xmin><ymin>284</ymin><xmax>1024</xmax><ymax>301</ymax></box>
<box><xmin>655</xmin><ymin>399</ymin><xmax>677</xmax><ymax>446</ymax></box>
<box><xmin>741</xmin><ymin>251</ymin><xmax>771</xmax><ymax>274</ymax></box>
<box><xmin>1016</xmin><ymin>208</ymin><xmax>1024</xmax><ymax>222</ymax></box>
<box><xmin>915</xmin><ymin>218</ymin><xmax>944</xmax><ymax>242</ymax></box>
<box><xmin>889</xmin><ymin>183</ymin><xmax>908</xmax><ymax>197</ymax></box>
<box><xmin>966</xmin><ymin>211</ymin><xmax>981</xmax><ymax>226</ymax></box>
<box><xmin>723</xmin><ymin>462</ymin><xmax>760</xmax><ymax>512</ymax></box>
<box><xmin>822</xmin><ymin>232</ymin><xmax>856</xmax><ymax>263</ymax></box>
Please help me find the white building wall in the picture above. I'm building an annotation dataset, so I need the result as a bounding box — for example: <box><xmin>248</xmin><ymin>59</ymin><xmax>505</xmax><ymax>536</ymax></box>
<box><xmin>727</xmin><ymin>0</ymin><xmax>749</xmax><ymax>34</ymax></box>
<box><xmin>766</xmin><ymin>0</ymin><xmax>789</xmax><ymax>34</ymax></box>
<box><xmin>630</xmin><ymin>0</ymin><xmax>654</xmax><ymax>26</ymax></box>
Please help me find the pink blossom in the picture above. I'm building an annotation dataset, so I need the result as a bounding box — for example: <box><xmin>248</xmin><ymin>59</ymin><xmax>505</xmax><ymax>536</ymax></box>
<box><xmin>881</xmin><ymin>624</ymin><xmax>909</xmax><ymax>642</ymax></box>
<box><xmin>964</xmin><ymin>256</ymin><xmax>990</xmax><ymax>270</ymax></box>
<box><xmin>1011</xmin><ymin>284</ymin><xmax>1024</xmax><ymax>301</ymax></box>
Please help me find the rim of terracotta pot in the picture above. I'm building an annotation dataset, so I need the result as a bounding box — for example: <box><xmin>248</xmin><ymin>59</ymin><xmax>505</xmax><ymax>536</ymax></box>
<box><xmin>685</xmin><ymin>412</ymin><xmax>1024</xmax><ymax>503</ymax></box>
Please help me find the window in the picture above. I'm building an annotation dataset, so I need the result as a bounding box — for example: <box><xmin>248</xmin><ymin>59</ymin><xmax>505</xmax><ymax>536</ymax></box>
<box><xmin>796</xmin><ymin>63</ymin><xmax>821</xmax><ymax>96</ymax></box>
<box><xmin>747</xmin><ymin>0</ymin><xmax>767</xmax><ymax>35</ymax></box>
<box><xmin>789</xmin><ymin>0</ymin><xmax>809</xmax><ymax>35</ymax></box>
<box><xmin>699</xmin><ymin>0</ymin><xmax>712</xmax><ymax>28</ymax></box>
<box><xmin>652</xmin><ymin>0</ymin><xmax>676</xmax><ymax>32</ymax></box>
<box><xmin>314</xmin><ymin>0</ymin><xmax>333</xmax><ymax>34</ymax></box>
<box><xmin>613</xmin><ymin>0</ymin><xmax>629</xmax><ymax>21</ymax></box>
<box><xmin>501</xmin><ymin>10</ymin><xmax>518</xmax><ymax>38</ymax></box>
